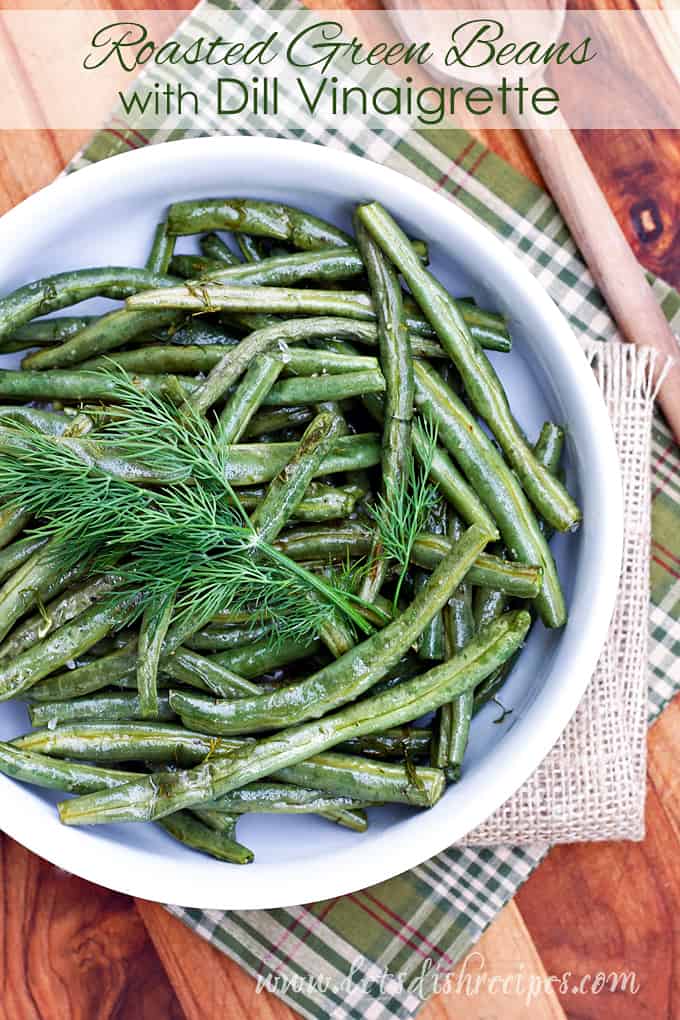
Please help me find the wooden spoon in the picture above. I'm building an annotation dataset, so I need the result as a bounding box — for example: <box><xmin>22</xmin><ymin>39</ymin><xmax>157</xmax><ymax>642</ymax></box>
<box><xmin>388</xmin><ymin>0</ymin><xmax>680</xmax><ymax>442</ymax></box>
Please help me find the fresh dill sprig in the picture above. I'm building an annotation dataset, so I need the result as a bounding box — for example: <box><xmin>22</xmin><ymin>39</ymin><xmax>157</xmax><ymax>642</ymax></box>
<box><xmin>87</xmin><ymin>367</ymin><xmax>249</xmax><ymax>519</ymax></box>
<box><xmin>368</xmin><ymin>416</ymin><xmax>439</xmax><ymax>607</ymax></box>
<box><xmin>0</xmin><ymin>372</ymin><xmax>372</xmax><ymax>647</ymax></box>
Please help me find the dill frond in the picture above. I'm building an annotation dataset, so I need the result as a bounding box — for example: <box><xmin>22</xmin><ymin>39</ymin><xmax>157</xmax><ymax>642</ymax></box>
<box><xmin>0</xmin><ymin>375</ymin><xmax>373</xmax><ymax>649</ymax></box>
<box><xmin>368</xmin><ymin>416</ymin><xmax>439</xmax><ymax>607</ymax></box>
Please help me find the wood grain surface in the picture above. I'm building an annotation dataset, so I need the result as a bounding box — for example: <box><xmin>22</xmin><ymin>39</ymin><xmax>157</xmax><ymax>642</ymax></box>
<box><xmin>0</xmin><ymin>1</ymin><xmax>678</xmax><ymax>1018</ymax></box>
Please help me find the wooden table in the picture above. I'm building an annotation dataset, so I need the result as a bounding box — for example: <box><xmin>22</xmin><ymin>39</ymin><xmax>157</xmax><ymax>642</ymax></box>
<box><xmin>1</xmin><ymin>2</ymin><xmax>679</xmax><ymax>1017</ymax></box>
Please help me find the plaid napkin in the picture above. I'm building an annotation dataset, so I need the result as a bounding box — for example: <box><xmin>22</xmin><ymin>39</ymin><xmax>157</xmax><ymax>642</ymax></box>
<box><xmin>67</xmin><ymin>2</ymin><xmax>680</xmax><ymax>1016</ymax></box>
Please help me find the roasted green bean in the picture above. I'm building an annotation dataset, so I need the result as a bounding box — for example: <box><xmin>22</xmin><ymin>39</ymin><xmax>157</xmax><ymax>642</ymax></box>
<box><xmin>28</xmin><ymin>691</ymin><xmax>177</xmax><ymax>726</ymax></box>
<box><xmin>0</xmin><ymin>593</ymin><xmax>139</xmax><ymax>701</ymax></box>
<box><xmin>358</xmin><ymin>202</ymin><xmax>580</xmax><ymax>533</ymax></box>
<box><xmin>169</xmin><ymin>526</ymin><xmax>490</xmax><ymax>736</ymax></box>
<box><xmin>0</xmin><ymin>267</ymin><xmax>179</xmax><ymax>341</ymax></box>
<box><xmin>413</xmin><ymin>360</ymin><xmax>565</xmax><ymax>627</ymax></box>
<box><xmin>146</xmin><ymin>222</ymin><xmax>176</xmax><ymax>274</ymax></box>
<box><xmin>200</xmin><ymin>232</ymin><xmax>240</xmax><ymax>265</ymax></box>
<box><xmin>23</xmin><ymin>309</ymin><xmax>182</xmax><ymax>371</ymax></box>
<box><xmin>58</xmin><ymin>610</ymin><xmax>531</xmax><ymax>825</ymax></box>
<box><xmin>218</xmin><ymin>355</ymin><xmax>283</xmax><ymax>442</ymax></box>
<box><xmin>166</xmin><ymin>198</ymin><xmax>353</xmax><ymax>250</ymax></box>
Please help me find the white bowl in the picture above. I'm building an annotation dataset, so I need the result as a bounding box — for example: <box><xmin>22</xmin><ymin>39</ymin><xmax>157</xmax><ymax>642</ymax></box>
<box><xmin>0</xmin><ymin>137</ymin><xmax>622</xmax><ymax>909</ymax></box>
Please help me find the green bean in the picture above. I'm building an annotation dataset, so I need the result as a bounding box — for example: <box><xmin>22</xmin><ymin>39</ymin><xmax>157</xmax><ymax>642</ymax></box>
<box><xmin>200</xmin><ymin>232</ymin><xmax>240</xmax><ymax>265</ymax></box>
<box><xmin>236</xmin><ymin>233</ymin><xmax>267</xmax><ymax>262</ymax></box>
<box><xmin>0</xmin><ymin>539</ymin><xmax>85</xmax><ymax>644</ymax></box>
<box><xmin>6</xmin><ymin>726</ymin><xmax>424</xmax><ymax>816</ymax></box>
<box><xmin>184</xmin><ymin>622</ymin><xmax>272</xmax><ymax>653</ymax></box>
<box><xmin>252</xmin><ymin>410</ymin><xmax>354</xmax><ymax>657</ymax></box>
<box><xmin>210</xmin><ymin>634</ymin><xmax>324</xmax><ymax>680</ymax></box>
<box><xmin>218</xmin><ymin>355</ymin><xmax>283</xmax><ymax>442</ymax></box>
<box><xmin>190</xmin><ymin>806</ymin><xmax>239</xmax><ymax>836</ymax></box>
<box><xmin>0</xmin><ymin>407</ymin><xmax>72</xmax><ymax>437</ymax></box>
<box><xmin>279</xmin><ymin>520</ymin><xmax>541</xmax><ymax>597</ymax></box>
<box><xmin>0</xmin><ymin>534</ymin><xmax>48</xmax><ymax>584</ymax></box>
<box><xmin>533</xmin><ymin>421</ymin><xmax>566</xmax><ymax>543</ymax></box>
<box><xmin>0</xmin><ymin>369</ymin><xmax>196</xmax><ymax>404</ymax></box>
<box><xmin>436</xmin><ymin>518</ymin><xmax>495</xmax><ymax>779</ymax></box>
<box><xmin>82</xmin><ymin>345</ymin><xmax>377</xmax><ymax>379</ymax></box>
<box><xmin>27</xmin><ymin>643</ymin><xmax>138</xmax><ymax>702</ymax></box>
<box><xmin>361</xmin><ymin>392</ymin><xmax>499</xmax><ymax>539</ymax></box>
<box><xmin>273</xmin><ymin>521</ymin><xmax>372</xmax><ymax>563</ymax></box>
<box><xmin>162</xmin><ymin>646</ymin><xmax>262</xmax><ymax>698</ymax></box>
<box><xmin>28</xmin><ymin>691</ymin><xmax>177</xmax><ymax>727</ymax></box>
<box><xmin>402</xmin><ymin>296</ymin><xmax>510</xmax><ymax>354</ymax></box>
<box><xmin>465</xmin><ymin>421</ymin><xmax>563</xmax><ymax>716</ymax></box>
<box><xmin>251</xmin><ymin>412</ymin><xmax>345</xmax><ymax>544</ymax></box>
<box><xmin>534</xmin><ymin>422</ymin><xmax>565</xmax><ymax>477</ymax></box>
<box><xmin>416</xmin><ymin>504</ymin><xmax>449</xmax><ymax>662</ymax></box>
<box><xmin>144</xmin><ymin>317</ymin><xmax>239</xmax><ymax>347</ymax></box>
<box><xmin>411</xmin><ymin>533</ymin><xmax>542</xmax><ymax>597</ymax></box>
<box><xmin>204</xmin><ymin>781</ymin><xmax>367</xmax><ymax>815</ymax></box>
<box><xmin>34</xmin><ymin>652</ymin><xmax>219</xmax><ymax>701</ymax></box>
<box><xmin>13</xmin><ymin>721</ymin><xmax>247</xmax><ymax>766</ymax></box>
<box><xmin>166</xmin><ymin>198</ymin><xmax>353</xmax><ymax>250</ymax></box>
<box><xmin>321</xmin><ymin>807</ymin><xmax>369</xmax><ymax>832</ymax></box>
<box><xmin>80</xmin><ymin>343</ymin><xmax>239</xmax><ymax>376</ymax></box>
<box><xmin>435</xmin><ymin>519</ymin><xmax>486</xmax><ymax>778</ymax></box>
<box><xmin>6</xmin><ymin>316</ymin><xmax>96</xmax><ymax>346</ymax></box>
<box><xmin>186</xmin><ymin>317</ymin><xmax>380</xmax><ymax>414</ymax></box>
<box><xmin>0</xmin><ymin>504</ymin><xmax>32</xmax><ymax>553</ymax></box>
<box><xmin>157</xmin><ymin>317</ymin><xmax>495</xmax><ymax>420</ymax></box>
<box><xmin>170</xmin><ymin>254</ymin><xmax>226</xmax><ymax>278</ymax></box>
<box><xmin>322</xmin><ymin>322</ymin><xmax>503</xmax><ymax>359</ymax></box>
<box><xmin>249</xmin><ymin>482</ymin><xmax>361</xmax><ymax>523</ymax></box>
<box><xmin>199</xmin><ymin>247</ymin><xmax>368</xmax><ymax>287</ymax></box>
<box><xmin>354</xmin><ymin>214</ymin><xmax>413</xmax><ymax>603</ymax></box>
<box><xmin>435</xmin><ymin>689</ymin><xmax>473</xmax><ymax>782</ymax></box>
<box><xmin>270</xmin><ymin>519</ymin><xmax>539</xmax><ymax>596</ymax></box>
<box><xmin>413</xmin><ymin>569</ymin><xmax>443</xmax><ymax>661</ymax></box>
<box><xmin>358</xmin><ymin>203</ymin><xmax>580</xmax><ymax>533</ymax></box>
<box><xmin>59</xmin><ymin>609</ymin><xmax>530</xmax><ymax>825</ymax></box>
<box><xmin>252</xmin><ymin>753</ymin><xmax>444</xmax><ymax>808</ymax></box>
<box><xmin>126</xmin><ymin>283</ymin><xmax>432</xmax><ymax>337</ymax></box>
<box><xmin>23</xmin><ymin>308</ymin><xmax>182</xmax><ymax>371</ymax></box>
<box><xmin>0</xmin><ymin>572</ymin><xmax>120</xmax><ymax>659</ymax></box>
<box><xmin>0</xmin><ymin>741</ymin><xmax>146</xmax><ymax>793</ymax></box>
<box><xmin>0</xmin><ymin>267</ymin><xmax>182</xmax><ymax>342</ymax></box>
<box><xmin>285</xmin><ymin>349</ymin><xmax>378</xmax><ymax>377</ymax></box>
<box><xmin>262</xmin><ymin>370</ymin><xmax>384</xmax><ymax>408</ymax></box>
<box><xmin>197</xmin><ymin>799</ymin><xmax>363</xmax><ymax>836</ymax></box>
<box><xmin>474</xmin><ymin>587</ymin><xmax>507</xmax><ymax>630</ymax></box>
<box><xmin>138</xmin><ymin>592</ymin><xmax>175</xmax><ymax>718</ymax></box>
<box><xmin>337</xmin><ymin>728</ymin><xmax>431</xmax><ymax>760</ymax></box>
<box><xmin>158</xmin><ymin>810</ymin><xmax>254</xmax><ymax>864</ymax></box>
<box><xmin>0</xmin><ymin>740</ymin><xmax>252</xmax><ymax>863</ymax></box>
<box><xmin>223</xmin><ymin>434</ymin><xmax>381</xmax><ymax>486</ymax></box>
<box><xmin>413</xmin><ymin>419</ymin><xmax>500</xmax><ymax>539</ymax></box>
<box><xmin>0</xmin><ymin>593</ymin><xmax>139</xmax><ymax>701</ymax></box>
<box><xmin>412</xmin><ymin>361</ymin><xmax>565</xmax><ymax>627</ymax></box>
<box><xmin>244</xmin><ymin>406</ymin><xmax>313</xmax><ymax>439</ymax></box>
<box><xmin>170</xmin><ymin>525</ymin><xmax>489</xmax><ymax>736</ymax></box>
<box><xmin>146</xmin><ymin>221</ymin><xmax>176</xmax><ymax>274</ymax></box>
<box><xmin>453</xmin><ymin>302</ymin><xmax>510</xmax><ymax>353</ymax></box>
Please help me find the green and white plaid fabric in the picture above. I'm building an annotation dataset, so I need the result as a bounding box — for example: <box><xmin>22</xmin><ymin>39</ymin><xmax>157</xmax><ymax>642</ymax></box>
<box><xmin>67</xmin><ymin>2</ymin><xmax>680</xmax><ymax>1016</ymax></box>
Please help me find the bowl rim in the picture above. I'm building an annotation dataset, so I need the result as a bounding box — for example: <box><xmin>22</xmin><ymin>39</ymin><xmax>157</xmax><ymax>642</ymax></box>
<box><xmin>0</xmin><ymin>136</ymin><xmax>623</xmax><ymax>908</ymax></box>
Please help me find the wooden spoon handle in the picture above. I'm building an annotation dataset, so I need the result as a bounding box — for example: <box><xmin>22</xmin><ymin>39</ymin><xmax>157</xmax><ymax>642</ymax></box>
<box><xmin>520</xmin><ymin>112</ymin><xmax>680</xmax><ymax>443</ymax></box>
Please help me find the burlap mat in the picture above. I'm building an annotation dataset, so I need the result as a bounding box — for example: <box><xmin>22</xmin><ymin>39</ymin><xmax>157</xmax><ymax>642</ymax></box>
<box><xmin>463</xmin><ymin>340</ymin><xmax>665</xmax><ymax>844</ymax></box>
